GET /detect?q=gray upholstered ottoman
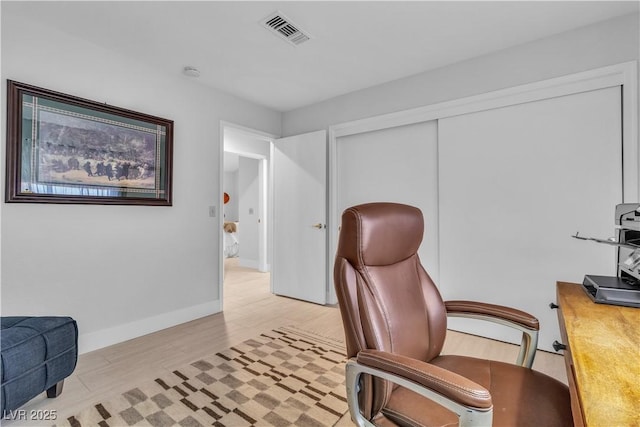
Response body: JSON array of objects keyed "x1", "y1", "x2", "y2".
[{"x1": 1, "y1": 316, "x2": 78, "y2": 414}]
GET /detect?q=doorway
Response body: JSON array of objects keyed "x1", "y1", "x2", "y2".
[{"x1": 220, "y1": 122, "x2": 275, "y2": 308}]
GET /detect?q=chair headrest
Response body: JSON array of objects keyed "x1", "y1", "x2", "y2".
[{"x1": 337, "y1": 202, "x2": 423, "y2": 267}]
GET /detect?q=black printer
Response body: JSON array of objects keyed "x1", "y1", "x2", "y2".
[{"x1": 580, "y1": 203, "x2": 640, "y2": 308}]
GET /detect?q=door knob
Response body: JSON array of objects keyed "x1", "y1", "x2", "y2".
[{"x1": 312, "y1": 223, "x2": 325, "y2": 229}]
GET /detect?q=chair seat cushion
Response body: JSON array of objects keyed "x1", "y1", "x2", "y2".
[
  {"x1": 382, "y1": 355, "x2": 572, "y2": 427},
  {"x1": 1, "y1": 316, "x2": 78, "y2": 413}
]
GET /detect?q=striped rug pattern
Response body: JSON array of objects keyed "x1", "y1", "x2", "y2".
[{"x1": 56, "y1": 327, "x2": 349, "y2": 427}]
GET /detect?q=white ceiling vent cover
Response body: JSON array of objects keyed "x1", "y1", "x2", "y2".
[{"x1": 261, "y1": 12, "x2": 311, "y2": 46}]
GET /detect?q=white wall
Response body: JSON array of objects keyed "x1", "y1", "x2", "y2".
[
  {"x1": 0, "y1": 12, "x2": 281, "y2": 353},
  {"x1": 282, "y1": 13, "x2": 639, "y2": 136},
  {"x1": 224, "y1": 170, "x2": 239, "y2": 221},
  {"x1": 238, "y1": 157, "x2": 260, "y2": 268}
]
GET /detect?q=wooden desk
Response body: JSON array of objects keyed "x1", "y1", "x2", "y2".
[{"x1": 556, "y1": 282, "x2": 640, "y2": 427}]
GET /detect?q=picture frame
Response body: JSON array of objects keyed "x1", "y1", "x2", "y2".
[{"x1": 5, "y1": 80, "x2": 173, "y2": 205}]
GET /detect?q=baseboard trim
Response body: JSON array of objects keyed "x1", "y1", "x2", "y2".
[
  {"x1": 78, "y1": 300, "x2": 222, "y2": 354},
  {"x1": 238, "y1": 258, "x2": 259, "y2": 270}
]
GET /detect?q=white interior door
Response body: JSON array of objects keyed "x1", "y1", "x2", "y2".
[
  {"x1": 438, "y1": 87, "x2": 622, "y2": 352},
  {"x1": 272, "y1": 130, "x2": 327, "y2": 304}
]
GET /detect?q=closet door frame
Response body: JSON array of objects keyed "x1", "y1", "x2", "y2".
[{"x1": 327, "y1": 61, "x2": 638, "y2": 304}]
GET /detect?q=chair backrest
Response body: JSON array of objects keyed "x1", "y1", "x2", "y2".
[{"x1": 334, "y1": 202, "x2": 448, "y2": 417}]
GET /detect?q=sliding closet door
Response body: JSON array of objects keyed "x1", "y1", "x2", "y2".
[
  {"x1": 336, "y1": 120, "x2": 439, "y2": 281},
  {"x1": 438, "y1": 87, "x2": 622, "y2": 351}
]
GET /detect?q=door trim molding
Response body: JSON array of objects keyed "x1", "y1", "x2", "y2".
[{"x1": 328, "y1": 61, "x2": 638, "y2": 303}]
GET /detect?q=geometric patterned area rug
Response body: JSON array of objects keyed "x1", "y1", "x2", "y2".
[{"x1": 55, "y1": 327, "x2": 349, "y2": 427}]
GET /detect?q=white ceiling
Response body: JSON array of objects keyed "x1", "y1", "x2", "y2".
[{"x1": 4, "y1": 1, "x2": 639, "y2": 112}]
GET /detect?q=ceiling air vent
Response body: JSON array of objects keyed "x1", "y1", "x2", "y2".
[{"x1": 261, "y1": 12, "x2": 311, "y2": 46}]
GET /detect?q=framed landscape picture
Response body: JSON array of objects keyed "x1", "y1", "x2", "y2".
[{"x1": 5, "y1": 80, "x2": 173, "y2": 205}]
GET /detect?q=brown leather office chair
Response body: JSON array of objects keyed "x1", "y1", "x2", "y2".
[{"x1": 334, "y1": 202, "x2": 572, "y2": 427}]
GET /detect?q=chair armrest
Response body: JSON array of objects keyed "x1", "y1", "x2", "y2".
[
  {"x1": 358, "y1": 349, "x2": 492, "y2": 409},
  {"x1": 345, "y1": 351, "x2": 493, "y2": 427},
  {"x1": 445, "y1": 300, "x2": 539, "y2": 330},
  {"x1": 445, "y1": 300, "x2": 539, "y2": 368}
]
